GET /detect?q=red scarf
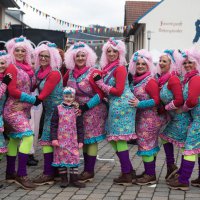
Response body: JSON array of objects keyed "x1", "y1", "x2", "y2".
[
  {"x1": 102, "y1": 60, "x2": 119, "y2": 75},
  {"x1": 133, "y1": 71, "x2": 151, "y2": 85},
  {"x1": 73, "y1": 66, "x2": 89, "y2": 79},
  {"x1": 158, "y1": 72, "x2": 172, "y2": 88},
  {"x1": 37, "y1": 65, "x2": 52, "y2": 80},
  {"x1": 16, "y1": 61, "x2": 34, "y2": 78},
  {"x1": 0, "y1": 73, "x2": 4, "y2": 81},
  {"x1": 183, "y1": 69, "x2": 199, "y2": 85}
]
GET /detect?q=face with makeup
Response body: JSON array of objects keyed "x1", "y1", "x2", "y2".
[
  {"x1": 136, "y1": 58, "x2": 148, "y2": 75},
  {"x1": 13, "y1": 47, "x2": 26, "y2": 63},
  {"x1": 74, "y1": 51, "x2": 87, "y2": 69},
  {"x1": 159, "y1": 55, "x2": 171, "y2": 74},
  {"x1": 183, "y1": 58, "x2": 196, "y2": 73},
  {"x1": 39, "y1": 50, "x2": 50, "y2": 68},
  {"x1": 106, "y1": 47, "x2": 119, "y2": 63},
  {"x1": 0, "y1": 58, "x2": 8, "y2": 73},
  {"x1": 63, "y1": 94, "x2": 75, "y2": 105}
]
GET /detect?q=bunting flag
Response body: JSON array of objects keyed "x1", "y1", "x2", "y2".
[
  {"x1": 66, "y1": 37, "x2": 125, "y2": 47},
  {"x1": 14, "y1": 0, "x2": 133, "y2": 33}
]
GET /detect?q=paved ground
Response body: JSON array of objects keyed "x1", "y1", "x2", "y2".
[{"x1": 0, "y1": 140, "x2": 200, "y2": 200}]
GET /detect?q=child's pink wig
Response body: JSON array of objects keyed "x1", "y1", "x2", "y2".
[
  {"x1": 34, "y1": 43, "x2": 62, "y2": 70},
  {"x1": 64, "y1": 42, "x2": 97, "y2": 70},
  {"x1": 180, "y1": 46, "x2": 200, "y2": 74},
  {"x1": 128, "y1": 49, "x2": 155, "y2": 75},
  {"x1": 157, "y1": 49, "x2": 183, "y2": 75},
  {"x1": 100, "y1": 37, "x2": 127, "y2": 69},
  {"x1": 5, "y1": 36, "x2": 33, "y2": 66},
  {"x1": 0, "y1": 50, "x2": 12, "y2": 67}
]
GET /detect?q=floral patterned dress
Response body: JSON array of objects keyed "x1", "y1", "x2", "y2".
[
  {"x1": 67, "y1": 68, "x2": 107, "y2": 144},
  {"x1": 160, "y1": 82, "x2": 191, "y2": 147},
  {"x1": 183, "y1": 80, "x2": 200, "y2": 155},
  {"x1": 3, "y1": 66, "x2": 36, "y2": 139},
  {"x1": 131, "y1": 76, "x2": 163, "y2": 156},
  {"x1": 0, "y1": 82, "x2": 7, "y2": 153},
  {"x1": 103, "y1": 66, "x2": 136, "y2": 141},
  {"x1": 38, "y1": 70, "x2": 63, "y2": 146},
  {"x1": 52, "y1": 104, "x2": 80, "y2": 167}
]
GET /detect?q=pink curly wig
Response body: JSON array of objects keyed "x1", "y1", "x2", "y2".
[
  {"x1": 64, "y1": 42, "x2": 97, "y2": 70},
  {"x1": 34, "y1": 43, "x2": 62, "y2": 70},
  {"x1": 0, "y1": 50, "x2": 12, "y2": 67},
  {"x1": 128, "y1": 49, "x2": 155, "y2": 75},
  {"x1": 100, "y1": 37, "x2": 127, "y2": 69},
  {"x1": 180, "y1": 46, "x2": 200, "y2": 74},
  {"x1": 157, "y1": 49, "x2": 183, "y2": 75},
  {"x1": 5, "y1": 36, "x2": 33, "y2": 66}
]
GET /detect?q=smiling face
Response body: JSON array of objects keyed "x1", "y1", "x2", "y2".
[
  {"x1": 106, "y1": 47, "x2": 119, "y2": 63},
  {"x1": 159, "y1": 55, "x2": 171, "y2": 74},
  {"x1": 13, "y1": 47, "x2": 26, "y2": 63},
  {"x1": 39, "y1": 50, "x2": 50, "y2": 68},
  {"x1": 136, "y1": 58, "x2": 148, "y2": 75},
  {"x1": 74, "y1": 51, "x2": 87, "y2": 69},
  {"x1": 0, "y1": 58, "x2": 7, "y2": 73},
  {"x1": 183, "y1": 58, "x2": 196, "y2": 73},
  {"x1": 63, "y1": 94, "x2": 75, "y2": 105}
]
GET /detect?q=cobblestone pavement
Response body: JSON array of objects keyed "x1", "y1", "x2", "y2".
[{"x1": 0, "y1": 140, "x2": 200, "y2": 200}]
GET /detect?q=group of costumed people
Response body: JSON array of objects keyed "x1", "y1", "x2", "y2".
[{"x1": 0, "y1": 36, "x2": 200, "y2": 192}]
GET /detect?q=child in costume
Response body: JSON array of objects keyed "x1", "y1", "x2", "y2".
[{"x1": 51, "y1": 87, "x2": 85, "y2": 188}]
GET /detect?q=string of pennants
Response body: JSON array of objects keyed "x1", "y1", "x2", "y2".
[
  {"x1": 67, "y1": 37, "x2": 125, "y2": 47},
  {"x1": 14, "y1": 0, "x2": 133, "y2": 33}
]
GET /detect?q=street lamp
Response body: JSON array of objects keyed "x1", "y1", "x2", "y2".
[{"x1": 147, "y1": 30, "x2": 151, "y2": 51}]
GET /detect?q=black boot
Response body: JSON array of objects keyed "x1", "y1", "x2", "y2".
[
  {"x1": 70, "y1": 173, "x2": 85, "y2": 188},
  {"x1": 60, "y1": 173, "x2": 69, "y2": 188},
  {"x1": 70, "y1": 168, "x2": 85, "y2": 188},
  {"x1": 27, "y1": 155, "x2": 38, "y2": 166}
]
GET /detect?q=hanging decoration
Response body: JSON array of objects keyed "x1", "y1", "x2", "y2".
[{"x1": 14, "y1": 0, "x2": 133, "y2": 33}]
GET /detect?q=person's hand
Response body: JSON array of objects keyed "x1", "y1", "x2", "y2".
[
  {"x1": 11, "y1": 101, "x2": 24, "y2": 111},
  {"x1": 75, "y1": 108, "x2": 81, "y2": 116},
  {"x1": 78, "y1": 143, "x2": 83, "y2": 149},
  {"x1": 72, "y1": 101, "x2": 79, "y2": 109},
  {"x1": 93, "y1": 72, "x2": 101, "y2": 81},
  {"x1": 52, "y1": 140, "x2": 59, "y2": 147},
  {"x1": 2, "y1": 73, "x2": 12, "y2": 85},
  {"x1": 34, "y1": 96, "x2": 42, "y2": 106},
  {"x1": 129, "y1": 97, "x2": 140, "y2": 107}
]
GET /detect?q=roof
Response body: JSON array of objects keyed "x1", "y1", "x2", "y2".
[
  {"x1": 0, "y1": 0, "x2": 20, "y2": 9},
  {"x1": 124, "y1": 1, "x2": 160, "y2": 25},
  {"x1": 5, "y1": 10, "x2": 30, "y2": 28}
]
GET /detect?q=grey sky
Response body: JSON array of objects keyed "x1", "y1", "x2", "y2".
[{"x1": 16, "y1": 0, "x2": 159, "y2": 30}]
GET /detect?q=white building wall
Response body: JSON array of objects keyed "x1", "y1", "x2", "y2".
[
  {"x1": 0, "y1": 5, "x2": 6, "y2": 29},
  {"x1": 5, "y1": 14, "x2": 21, "y2": 26},
  {"x1": 139, "y1": 0, "x2": 200, "y2": 51}
]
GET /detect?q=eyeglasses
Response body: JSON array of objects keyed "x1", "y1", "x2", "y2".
[
  {"x1": 39, "y1": 54, "x2": 50, "y2": 59},
  {"x1": 183, "y1": 61, "x2": 193, "y2": 65}
]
